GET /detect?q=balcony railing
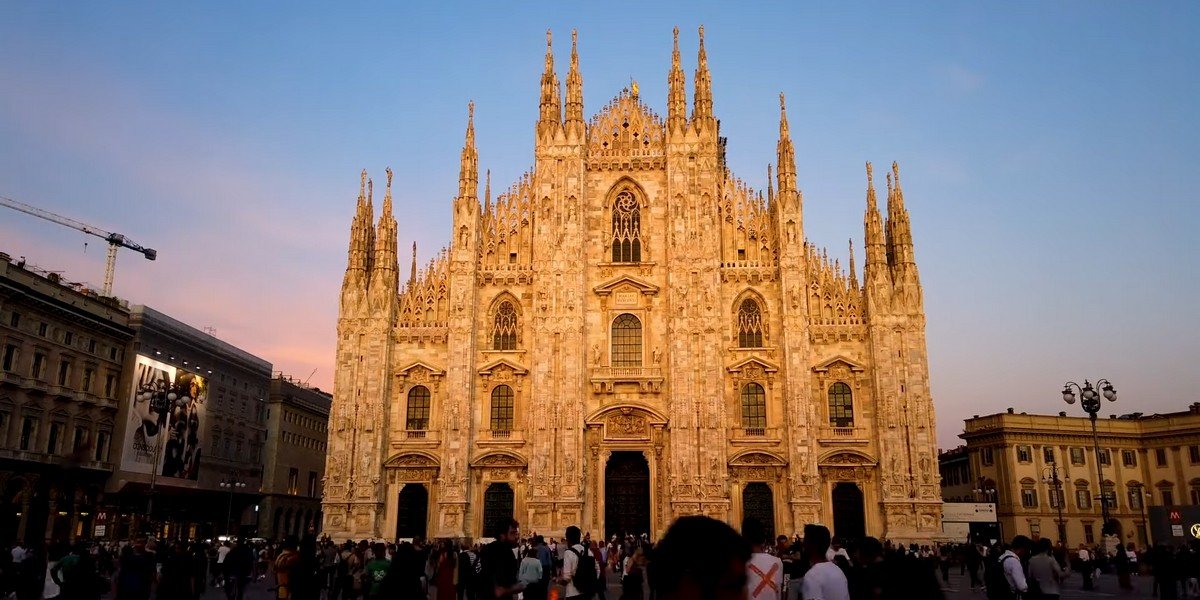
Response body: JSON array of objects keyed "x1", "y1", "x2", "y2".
[
  {"x1": 817, "y1": 426, "x2": 868, "y2": 443},
  {"x1": 403, "y1": 430, "x2": 427, "y2": 439},
  {"x1": 743, "y1": 427, "x2": 765, "y2": 437},
  {"x1": 488, "y1": 430, "x2": 512, "y2": 439},
  {"x1": 590, "y1": 366, "x2": 664, "y2": 393}
]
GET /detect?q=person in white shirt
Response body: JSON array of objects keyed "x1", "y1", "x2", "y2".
[
  {"x1": 10, "y1": 542, "x2": 27, "y2": 564},
  {"x1": 743, "y1": 518, "x2": 784, "y2": 600},
  {"x1": 559, "y1": 525, "x2": 598, "y2": 600},
  {"x1": 823, "y1": 538, "x2": 850, "y2": 564},
  {"x1": 1000, "y1": 536, "x2": 1031, "y2": 597},
  {"x1": 800, "y1": 524, "x2": 849, "y2": 600}
]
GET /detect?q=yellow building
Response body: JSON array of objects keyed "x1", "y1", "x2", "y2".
[
  {"x1": 960, "y1": 405, "x2": 1200, "y2": 548},
  {"x1": 323, "y1": 28, "x2": 941, "y2": 543}
]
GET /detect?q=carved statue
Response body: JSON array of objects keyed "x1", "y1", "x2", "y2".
[
  {"x1": 592, "y1": 344, "x2": 602, "y2": 366},
  {"x1": 652, "y1": 347, "x2": 662, "y2": 364}
]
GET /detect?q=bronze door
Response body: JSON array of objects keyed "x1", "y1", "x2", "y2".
[
  {"x1": 605, "y1": 451, "x2": 650, "y2": 538},
  {"x1": 482, "y1": 483, "x2": 514, "y2": 538},
  {"x1": 832, "y1": 482, "x2": 866, "y2": 540},
  {"x1": 395, "y1": 484, "x2": 428, "y2": 540},
  {"x1": 743, "y1": 482, "x2": 776, "y2": 540}
]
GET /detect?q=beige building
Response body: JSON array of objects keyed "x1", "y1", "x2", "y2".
[
  {"x1": 0, "y1": 252, "x2": 131, "y2": 543},
  {"x1": 261, "y1": 375, "x2": 331, "y2": 539},
  {"x1": 324, "y1": 28, "x2": 940, "y2": 542},
  {"x1": 960, "y1": 406, "x2": 1200, "y2": 548}
]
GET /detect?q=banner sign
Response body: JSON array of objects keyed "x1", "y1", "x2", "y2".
[{"x1": 119, "y1": 355, "x2": 207, "y2": 483}]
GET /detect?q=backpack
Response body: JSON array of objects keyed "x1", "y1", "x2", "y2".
[
  {"x1": 985, "y1": 554, "x2": 1018, "y2": 600},
  {"x1": 569, "y1": 546, "x2": 598, "y2": 595}
]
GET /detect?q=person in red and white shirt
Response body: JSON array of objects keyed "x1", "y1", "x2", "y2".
[{"x1": 743, "y1": 518, "x2": 784, "y2": 600}]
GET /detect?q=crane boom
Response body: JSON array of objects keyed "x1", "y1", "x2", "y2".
[{"x1": 0, "y1": 195, "x2": 156, "y2": 296}]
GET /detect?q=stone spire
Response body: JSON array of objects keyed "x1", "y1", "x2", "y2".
[
  {"x1": 766, "y1": 164, "x2": 775, "y2": 205},
  {"x1": 343, "y1": 169, "x2": 375, "y2": 284},
  {"x1": 667, "y1": 26, "x2": 687, "y2": 132},
  {"x1": 564, "y1": 29, "x2": 584, "y2": 133},
  {"x1": 370, "y1": 168, "x2": 398, "y2": 298},
  {"x1": 457, "y1": 102, "x2": 479, "y2": 206},
  {"x1": 863, "y1": 162, "x2": 889, "y2": 287},
  {"x1": 538, "y1": 29, "x2": 562, "y2": 137},
  {"x1": 409, "y1": 241, "x2": 417, "y2": 288},
  {"x1": 848, "y1": 238, "x2": 859, "y2": 290},
  {"x1": 886, "y1": 161, "x2": 920, "y2": 300},
  {"x1": 775, "y1": 93, "x2": 798, "y2": 210},
  {"x1": 692, "y1": 26, "x2": 714, "y2": 127}
]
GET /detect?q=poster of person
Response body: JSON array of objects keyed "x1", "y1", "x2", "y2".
[
  {"x1": 159, "y1": 370, "x2": 205, "y2": 480},
  {"x1": 120, "y1": 355, "x2": 176, "y2": 474}
]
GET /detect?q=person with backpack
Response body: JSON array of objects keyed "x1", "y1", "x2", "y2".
[
  {"x1": 986, "y1": 536, "x2": 1030, "y2": 600},
  {"x1": 458, "y1": 540, "x2": 481, "y2": 600},
  {"x1": 560, "y1": 525, "x2": 599, "y2": 600}
]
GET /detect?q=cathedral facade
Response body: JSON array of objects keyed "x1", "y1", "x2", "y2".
[{"x1": 323, "y1": 28, "x2": 941, "y2": 542}]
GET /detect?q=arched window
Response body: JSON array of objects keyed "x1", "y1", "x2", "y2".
[
  {"x1": 828, "y1": 382, "x2": 854, "y2": 428},
  {"x1": 611, "y1": 191, "x2": 642, "y2": 263},
  {"x1": 741, "y1": 383, "x2": 767, "y2": 430},
  {"x1": 492, "y1": 300, "x2": 518, "y2": 350},
  {"x1": 406, "y1": 386, "x2": 431, "y2": 431},
  {"x1": 611, "y1": 314, "x2": 642, "y2": 367},
  {"x1": 490, "y1": 385, "x2": 514, "y2": 432},
  {"x1": 737, "y1": 299, "x2": 764, "y2": 348}
]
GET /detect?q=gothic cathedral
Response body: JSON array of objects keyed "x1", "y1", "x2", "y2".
[{"x1": 323, "y1": 28, "x2": 941, "y2": 542}]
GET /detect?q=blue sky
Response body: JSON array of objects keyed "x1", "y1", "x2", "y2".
[{"x1": 1, "y1": 2, "x2": 1197, "y2": 447}]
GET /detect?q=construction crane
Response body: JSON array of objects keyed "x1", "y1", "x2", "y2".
[{"x1": 0, "y1": 195, "x2": 156, "y2": 296}]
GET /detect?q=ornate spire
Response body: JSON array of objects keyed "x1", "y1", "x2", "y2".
[
  {"x1": 457, "y1": 101, "x2": 478, "y2": 203},
  {"x1": 381, "y1": 167, "x2": 393, "y2": 215},
  {"x1": 692, "y1": 25, "x2": 713, "y2": 125},
  {"x1": 848, "y1": 238, "x2": 859, "y2": 290},
  {"x1": 484, "y1": 169, "x2": 492, "y2": 205},
  {"x1": 565, "y1": 29, "x2": 584, "y2": 128},
  {"x1": 776, "y1": 93, "x2": 798, "y2": 207},
  {"x1": 864, "y1": 162, "x2": 888, "y2": 283},
  {"x1": 886, "y1": 161, "x2": 916, "y2": 267},
  {"x1": 538, "y1": 29, "x2": 562, "y2": 133},
  {"x1": 766, "y1": 164, "x2": 774, "y2": 204},
  {"x1": 667, "y1": 26, "x2": 687, "y2": 131},
  {"x1": 409, "y1": 241, "x2": 417, "y2": 288}
]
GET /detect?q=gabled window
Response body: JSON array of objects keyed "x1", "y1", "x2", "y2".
[
  {"x1": 828, "y1": 382, "x2": 854, "y2": 428},
  {"x1": 406, "y1": 386, "x2": 431, "y2": 431},
  {"x1": 610, "y1": 191, "x2": 642, "y2": 263},
  {"x1": 492, "y1": 301, "x2": 519, "y2": 351},
  {"x1": 490, "y1": 385, "x2": 514, "y2": 432},
  {"x1": 610, "y1": 314, "x2": 642, "y2": 367},
  {"x1": 737, "y1": 299, "x2": 764, "y2": 348},
  {"x1": 740, "y1": 383, "x2": 767, "y2": 430}
]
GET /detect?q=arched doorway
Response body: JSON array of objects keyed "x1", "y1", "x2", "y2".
[
  {"x1": 605, "y1": 451, "x2": 650, "y2": 539},
  {"x1": 396, "y1": 484, "x2": 429, "y2": 540},
  {"x1": 831, "y1": 482, "x2": 866, "y2": 540},
  {"x1": 743, "y1": 483, "x2": 775, "y2": 540},
  {"x1": 482, "y1": 483, "x2": 514, "y2": 538}
]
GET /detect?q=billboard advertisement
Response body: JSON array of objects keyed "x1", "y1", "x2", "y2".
[{"x1": 120, "y1": 355, "x2": 207, "y2": 482}]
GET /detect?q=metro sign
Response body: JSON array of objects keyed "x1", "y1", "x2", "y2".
[{"x1": 1171, "y1": 510, "x2": 1182, "y2": 522}]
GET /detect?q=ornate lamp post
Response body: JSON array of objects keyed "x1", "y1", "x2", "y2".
[
  {"x1": 220, "y1": 477, "x2": 247, "y2": 537},
  {"x1": 1062, "y1": 379, "x2": 1118, "y2": 534},
  {"x1": 1042, "y1": 463, "x2": 1067, "y2": 546},
  {"x1": 1132, "y1": 482, "x2": 1153, "y2": 548}
]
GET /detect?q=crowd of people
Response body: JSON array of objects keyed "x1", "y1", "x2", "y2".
[{"x1": 4, "y1": 521, "x2": 1200, "y2": 599}]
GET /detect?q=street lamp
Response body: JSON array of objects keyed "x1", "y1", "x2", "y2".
[
  {"x1": 1042, "y1": 463, "x2": 1068, "y2": 546},
  {"x1": 220, "y1": 477, "x2": 247, "y2": 536},
  {"x1": 1131, "y1": 483, "x2": 1153, "y2": 548},
  {"x1": 1062, "y1": 379, "x2": 1118, "y2": 535},
  {"x1": 973, "y1": 478, "x2": 1001, "y2": 541}
]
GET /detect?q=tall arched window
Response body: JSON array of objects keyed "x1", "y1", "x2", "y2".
[
  {"x1": 611, "y1": 314, "x2": 643, "y2": 367},
  {"x1": 611, "y1": 191, "x2": 642, "y2": 263},
  {"x1": 737, "y1": 299, "x2": 764, "y2": 348},
  {"x1": 492, "y1": 300, "x2": 518, "y2": 350},
  {"x1": 490, "y1": 385, "x2": 514, "y2": 432},
  {"x1": 741, "y1": 383, "x2": 767, "y2": 430},
  {"x1": 406, "y1": 386, "x2": 431, "y2": 431},
  {"x1": 828, "y1": 382, "x2": 854, "y2": 427}
]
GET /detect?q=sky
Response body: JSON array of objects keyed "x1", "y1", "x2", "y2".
[{"x1": 1, "y1": 2, "x2": 1197, "y2": 448}]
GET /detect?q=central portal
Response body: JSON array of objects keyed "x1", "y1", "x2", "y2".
[{"x1": 605, "y1": 451, "x2": 650, "y2": 538}]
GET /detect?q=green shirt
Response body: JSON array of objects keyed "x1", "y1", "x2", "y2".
[{"x1": 366, "y1": 559, "x2": 390, "y2": 596}]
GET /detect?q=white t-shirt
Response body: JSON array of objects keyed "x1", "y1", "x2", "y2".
[
  {"x1": 746, "y1": 552, "x2": 784, "y2": 600},
  {"x1": 823, "y1": 547, "x2": 849, "y2": 563},
  {"x1": 562, "y1": 543, "x2": 598, "y2": 598},
  {"x1": 217, "y1": 546, "x2": 231, "y2": 563},
  {"x1": 801, "y1": 561, "x2": 850, "y2": 600}
]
